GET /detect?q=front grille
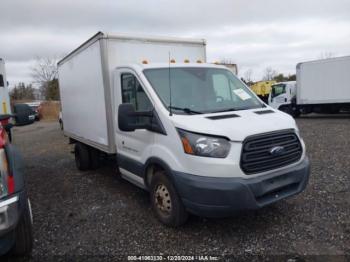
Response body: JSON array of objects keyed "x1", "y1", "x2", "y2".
[{"x1": 240, "y1": 130, "x2": 302, "y2": 174}]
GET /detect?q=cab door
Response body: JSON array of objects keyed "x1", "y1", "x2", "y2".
[
  {"x1": 269, "y1": 84, "x2": 287, "y2": 109},
  {"x1": 114, "y1": 69, "x2": 155, "y2": 188}
]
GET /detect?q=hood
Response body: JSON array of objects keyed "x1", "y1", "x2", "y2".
[{"x1": 170, "y1": 108, "x2": 297, "y2": 142}]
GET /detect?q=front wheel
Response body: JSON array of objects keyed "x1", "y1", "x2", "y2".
[
  {"x1": 279, "y1": 105, "x2": 300, "y2": 118},
  {"x1": 150, "y1": 171, "x2": 188, "y2": 227}
]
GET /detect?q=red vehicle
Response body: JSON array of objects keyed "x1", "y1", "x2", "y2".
[{"x1": 0, "y1": 115, "x2": 33, "y2": 256}]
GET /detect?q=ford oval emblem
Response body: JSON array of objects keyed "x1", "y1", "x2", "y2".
[{"x1": 270, "y1": 146, "x2": 285, "y2": 156}]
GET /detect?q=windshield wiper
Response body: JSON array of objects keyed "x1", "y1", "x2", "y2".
[{"x1": 169, "y1": 106, "x2": 203, "y2": 114}]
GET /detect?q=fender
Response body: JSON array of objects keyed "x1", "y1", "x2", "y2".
[
  {"x1": 143, "y1": 157, "x2": 176, "y2": 189},
  {"x1": 5, "y1": 144, "x2": 25, "y2": 193}
]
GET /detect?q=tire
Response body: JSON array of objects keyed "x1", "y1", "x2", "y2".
[
  {"x1": 280, "y1": 105, "x2": 300, "y2": 118},
  {"x1": 279, "y1": 106, "x2": 292, "y2": 115},
  {"x1": 293, "y1": 111, "x2": 301, "y2": 118},
  {"x1": 150, "y1": 170, "x2": 188, "y2": 227},
  {"x1": 75, "y1": 143, "x2": 91, "y2": 171},
  {"x1": 291, "y1": 105, "x2": 300, "y2": 118},
  {"x1": 329, "y1": 106, "x2": 340, "y2": 114},
  {"x1": 11, "y1": 198, "x2": 33, "y2": 256},
  {"x1": 89, "y1": 148, "x2": 100, "y2": 170},
  {"x1": 7, "y1": 129, "x2": 12, "y2": 143}
]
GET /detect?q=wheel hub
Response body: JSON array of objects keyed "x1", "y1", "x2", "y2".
[{"x1": 154, "y1": 184, "x2": 172, "y2": 214}]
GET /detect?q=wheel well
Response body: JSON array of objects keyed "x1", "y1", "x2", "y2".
[{"x1": 145, "y1": 163, "x2": 165, "y2": 189}]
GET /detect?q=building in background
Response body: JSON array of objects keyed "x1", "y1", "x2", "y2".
[{"x1": 217, "y1": 62, "x2": 238, "y2": 75}]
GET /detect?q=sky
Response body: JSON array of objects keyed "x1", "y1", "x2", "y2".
[{"x1": 1, "y1": 0, "x2": 350, "y2": 87}]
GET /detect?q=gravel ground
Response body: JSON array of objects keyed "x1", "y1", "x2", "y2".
[{"x1": 6, "y1": 114, "x2": 350, "y2": 261}]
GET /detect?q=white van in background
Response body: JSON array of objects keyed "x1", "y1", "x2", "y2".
[{"x1": 58, "y1": 32, "x2": 310, "y2": 226}]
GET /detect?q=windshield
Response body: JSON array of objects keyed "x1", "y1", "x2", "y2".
[
  {"x1": 271, "y1": 84, "x2": 286, "y2": 98},
  {"x1": 143, "y1": 67, "x2": 262, "y2": 114}
]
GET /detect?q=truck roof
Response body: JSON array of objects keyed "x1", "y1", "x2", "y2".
[
  {"x1": 58, "y1": 31, "x2": 206, "y2": 66},
  {"x1": 123, "y1": 62, "x2": 228, "y2": 70},
  {"x1": 297, "y1": 55, "x2": 350, "y2": 69}
]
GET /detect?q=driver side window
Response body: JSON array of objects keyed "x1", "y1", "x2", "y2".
[
  {"x1": 121, "y1": 73, "x2": 153, "y2": 126},
  {"x1": 121, "y1": 73, "x2": 153, "y2": 111}
]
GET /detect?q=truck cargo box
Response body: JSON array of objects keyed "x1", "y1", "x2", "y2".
[
  {"x1": 296, "y1": 56, "x2": 350, "y2": 105},
  {"x1": 58, "y1": 32, "x2": 206, "y2": 153}
]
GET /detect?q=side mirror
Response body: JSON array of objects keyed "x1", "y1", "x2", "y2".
[
  {"x1": 118, "y1": 103, "x2": 153, "y2": 132},
  {"x1": 118, "y1": 103, "x2": 137, "y2": 132}
]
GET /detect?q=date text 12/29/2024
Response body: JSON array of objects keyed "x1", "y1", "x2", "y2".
[{"x1": 128, "y1": 255, "x2": 220, "y2": 261}]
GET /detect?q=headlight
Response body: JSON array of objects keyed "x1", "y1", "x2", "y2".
[{"x1": 177, "y1": 129, "x2": 231, "y2": 158}]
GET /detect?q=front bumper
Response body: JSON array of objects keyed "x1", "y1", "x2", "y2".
[{"x1": 172, "y1": 157, "x2": 310, "y2": 217}]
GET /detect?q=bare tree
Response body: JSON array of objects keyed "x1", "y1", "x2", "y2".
[
  {"x1": 31, "y1": 56, "x2": 58, "y2": 84},
  {"x1": 31, "y1": 56, "x2": 60, "y2": 100},
  {"x1": 243, "y1": 69, "x2": 253, "y2": 83},
  {"x1": 262, "y1": 67, "x2": 278, "y2": 81}
]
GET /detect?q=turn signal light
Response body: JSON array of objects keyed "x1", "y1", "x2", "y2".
[{"x1": 181, "y1": 137, "x2": 194, "y2": 154}]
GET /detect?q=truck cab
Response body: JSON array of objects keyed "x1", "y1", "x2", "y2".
[
  {"x1": 269, "y1": 81, "x2": 298, "y2": 116},
  {"x1": 114, "y1": 65, "x2": 309, "y2": 224}
]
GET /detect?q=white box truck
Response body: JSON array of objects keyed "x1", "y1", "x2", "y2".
[
  {"x1": 0, "y1": 59, "x2": 14, "y2": 140},
  {"x1": 58, "y1": 32, "x2": 310, "y2": 226},
  {"x1": 0, "y1": 59, "x2": 12, "y2": 115},
  {"x1": 269, "y1": 56, "x2": 350, "y2": 116}
]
